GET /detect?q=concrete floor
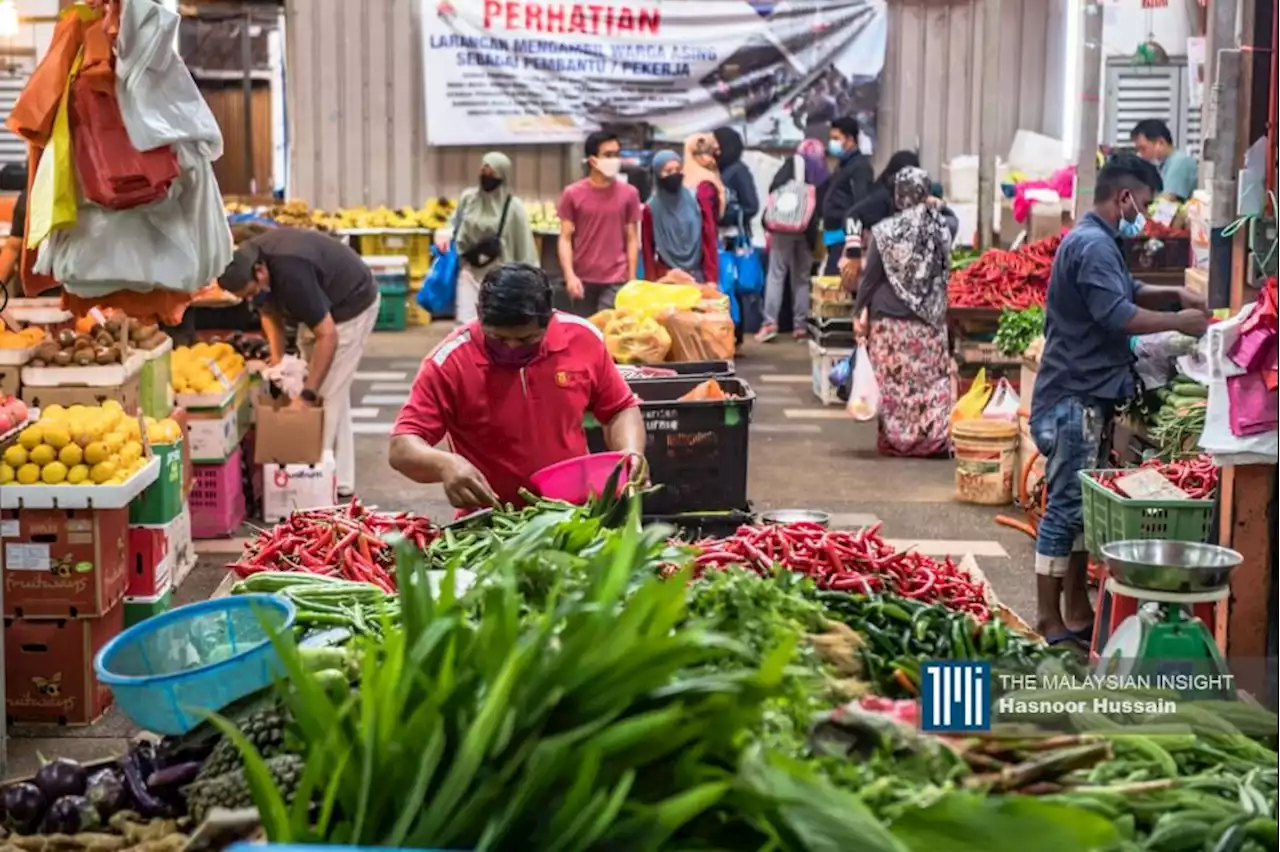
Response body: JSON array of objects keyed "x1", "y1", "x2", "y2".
[{"x1": 4, "y1": 324, "x2": 1038, "y2": 777}]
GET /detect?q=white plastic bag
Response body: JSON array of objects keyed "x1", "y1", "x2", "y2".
[
  {"x1": 846, "y1": 344, "x2": 880, "y2": 421},
  {"x1": 1198, "y1": 302, "x2": 1277, "y2": 457},
  {"x1": 981, "y1": 378, "x2": 1021, "y2": 421}
]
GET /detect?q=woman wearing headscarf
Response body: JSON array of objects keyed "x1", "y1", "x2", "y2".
[
  {"x1": 712, "y1": 127, "x2": 760, "y2": 237},
  {"x1": 434, "y1": 152, "x2": 538, "y2": 325},
  {"x1": 852, "y1": 166, "x2": 957, "y2": 457},
  {"x1": 641, "y1": 150, "x2": 719, "y2": 284},
  {"x1": 682, "y1": 133, "x2": 726, "y2": 220},
  {"x1": 848, "y1": 150, "x2": 921, "y2": 230},
  {"x1": 755, "y1": 137, "x2": 830, "y2": 343}
]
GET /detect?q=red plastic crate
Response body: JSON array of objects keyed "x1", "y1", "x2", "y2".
[
  {"x1": 190, "y1": 448, "x2": 247, "y2": 539},
  {"x1": 127, "y1": 526, "x2": 171, "y2": 597}
]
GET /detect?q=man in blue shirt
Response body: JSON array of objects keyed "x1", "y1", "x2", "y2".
[
  {"x1": 1030, "y1": 154, "x2": 1209, "y2": 647},
  {"x1": 1131, "y1": 119, "x2": 1198, "y2": 201}
]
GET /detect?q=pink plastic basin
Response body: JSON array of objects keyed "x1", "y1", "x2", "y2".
[{"x1": 530, "y1": 452, "x2": 634, "y2": 504}]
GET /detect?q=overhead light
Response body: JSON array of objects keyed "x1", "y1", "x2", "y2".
[{"x1": 0, "y1": 1, "x2": 19, "y2": 38}]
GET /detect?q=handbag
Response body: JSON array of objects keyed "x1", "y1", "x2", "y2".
[
  {"x1": 762, "y1": 154, "x2": 817, "y2": 233},
  {"x1": 419, "y1": 242, "x2": 460, "y2": 315},
  {"x1": 459, "y1": 196, "x2": 512, "y2": 268},
  {"x1": 730, "y1": 212, "x2": 764, "y2": 295}
]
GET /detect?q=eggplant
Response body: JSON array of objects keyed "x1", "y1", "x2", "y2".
[
  {"x1": 33, "y1": 759, "x2": 86, "y2": 801},
  {"x1": 118, "y1": 745, "x2": 176, "y2": 819},
  {"x1": 42, "y1": 795, "x2": 100, "y2": 835},
  {"x1": 145, "y1": 761, "x2": 201, "y2": 790},
  {"x1": 84, "y1": 769, "x2": 129, "y2": 819},
  {"x1": 2, "y1": 783, "x2": 46, "y2": 833}
]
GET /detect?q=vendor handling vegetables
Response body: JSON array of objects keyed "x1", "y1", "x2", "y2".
[
  {"x1": 1029, "y1": 154, "x2": 1209, "y2": 648},
  {"x1": 389, "y1": 262, "x2": 646, "y2": 510}
]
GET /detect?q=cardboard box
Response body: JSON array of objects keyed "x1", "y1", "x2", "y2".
[
  {"x1": 126, "y1": 524, "x2": 174, "y2": 598},
  {"x1": 187, "y1": 404, "x2": 239, "y2": 463},
  {"x1": 170, "y1": 407, "x2": 194, "y2": 499},
  {"x1": 5, "y1": 603, "x2": 122, "y2": 725},
  {"x1": 254, "y1": 392, "x2": 324, "y2": 465},
  {"x1": 1, "y1": 508, "x2": 129, "y2": 618},
  {"x1": 262, "y1": 450, "x2": 337, "y2": 524},
  {"x1": 1184, "y1": 267, "x2": 1209, "y2": 298},
  {"x1": 0, "y1": 366, "x2": 18, "y2": 398},
  {"x1": 21, "y1": 376, "x2": 141, "y2": 413}
]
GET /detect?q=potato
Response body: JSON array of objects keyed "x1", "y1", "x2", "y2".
[
  {"x1": 94, "y1": 332, "x2": 114, "y2": 348},
  {"x1": 56, "y1": 329, "x2": 76, "y2": 349},
  {"x1": 35, "y1": 341, "x2": 59, "y2": 362},
  {"x1": 133, "y1": 323, "x2": 159, "y2": 342},
  {"x1": 74, "y1": 334, "x2": 94, "y2": 350}
]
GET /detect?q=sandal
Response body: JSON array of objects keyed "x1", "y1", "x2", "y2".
[
  {"x1": 754, "y1": 324, "x2": 778, "y2": 344},
  {"x1": 1044, "y1": 631, "x2": 1090, "y2": 652}
]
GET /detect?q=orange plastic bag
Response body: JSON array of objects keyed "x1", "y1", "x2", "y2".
[
  {"x1": 7, "y1": 5, "x2": 100, "y2": 146},
  {"x1": 678, "y1": 379, "x2": 728, "y2": 402}
]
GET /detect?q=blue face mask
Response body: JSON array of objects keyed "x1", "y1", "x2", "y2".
[
  {"x1": 827, "y1": 139, "x2": 845, "y2": 159},
  {"x1": 1118, "y1": 195, "x2": 1146, "y2": 239}
]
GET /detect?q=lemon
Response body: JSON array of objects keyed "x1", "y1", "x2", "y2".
[
  {"x1": 101, "y1": 400, "x2": 123, "y2": 414},
  {"x1": 0, "y1": 463, "x2": 12, "y2": 485},
  {"x1": 40, "y1": 461, "x2": 67, "y2": 484},
  {"x1": 84, "y1": 441, "x2": 110, "y2": 466},
  {"x1": 118, "y1": 441, "x2": 142, "y2": 466},
  {"x1": 58, "y1": 443, "x2": 83, "y2": 467},
  {"x1": 121, "y1": 419, "x2": 141, "y2": 441},
  {"x1": 41, "y1": 404, "x2": 67, "y2": 422},
  {"x1": 28, "y1": 445, "x2": 55, "y2": 467},
  {"x1": 66, "y1": 464, "x2": 89, "y2": 485},
  {"x1": 16, "y1": 463, "x2": 40, "y2": 484},
  {"x1": 42, "y1": 424, "x2": 71, "y2": 450},
  {"x1": 17, "y1": 425, "x2": 42, "y2": 450},
  {"x1": 3, "y1": 445, "x2": 28, "y2": 467},
  {"x1": 66, "y1": 404, "x2": 87, "y2": 420},
  {"x1": 90, "y1": 460, "x2": 117, "y2": 484},
  {"x1": 103, "y1": 431, "x2": 126, "y2": 453}
]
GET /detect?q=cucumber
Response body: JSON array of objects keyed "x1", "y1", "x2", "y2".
[{"x1": 1170, "y1": 381, "x2": 1207, "y2": 398}]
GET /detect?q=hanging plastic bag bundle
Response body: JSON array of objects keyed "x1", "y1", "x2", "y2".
[{"x1": 846, "y1": 343, "x2": 880, "y2": 421}]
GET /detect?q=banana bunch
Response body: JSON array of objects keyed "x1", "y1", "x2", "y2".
[{"x1": 527, "y1": 200, "x2": 561, "y2": 234}]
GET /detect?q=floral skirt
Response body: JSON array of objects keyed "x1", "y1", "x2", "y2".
[{"x1": 867, "y1": 316, "x2": 953, "y2": 457}]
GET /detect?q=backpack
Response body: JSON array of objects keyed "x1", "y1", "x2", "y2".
[{"x1": 762, "y1": 154, "x2": 816, "y2": 233}]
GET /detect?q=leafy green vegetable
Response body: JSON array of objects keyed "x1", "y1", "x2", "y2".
[
  {"x1": 889, "y1": 793, "x2": 1121, "y2": 852},
  {"x1": 993, "y1": 306, "x2": 1045, "y2": 356}
]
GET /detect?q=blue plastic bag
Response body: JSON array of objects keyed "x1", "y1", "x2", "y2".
[
  {"x1": 830, "y1": 348, "x2": 855, "y2": 403},
  {"x1": 731, "y1": 234, "x2": 764, "y2": 295},
  {"x1": 418, "y1": 243, "x2": 459, "y2": 316},
  {"x1": 716, "y1": 248, "x2": 742, "y2": 325}
]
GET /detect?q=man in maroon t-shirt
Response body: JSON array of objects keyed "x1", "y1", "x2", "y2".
[{"x1": 557, "y1": 131, "x2": 642, "y2": 316}]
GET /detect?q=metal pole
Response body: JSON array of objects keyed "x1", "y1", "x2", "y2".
[
  {"x1": 1074, "y1": 0, "x2": 1104, "y2": 219},
  {"x1": 976, "y1": 0, "x2": 1002, "y2": 250},
  {"x1": 241, "y1": 7, "x2": 255, "y2": 196},
  {"x1": 1207, "y1": 49, "x2": 1242, "y2": 310}
]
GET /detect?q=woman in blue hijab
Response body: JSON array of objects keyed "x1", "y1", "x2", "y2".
[{"x1": 641, "y1": 149, "x2": 718, "y2": 283}]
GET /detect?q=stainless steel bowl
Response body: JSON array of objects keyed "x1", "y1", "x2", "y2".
[
  {"x1": 1100, "y1": 539, "x2": 1242, "y2": 593},
  {"x1": 760, "y1": 509, "x2": 832, "y2": 528}
]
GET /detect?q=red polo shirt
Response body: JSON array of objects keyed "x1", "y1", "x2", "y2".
[{"x1": 391, "y1": 313, "x2": 639, "y2": 504}]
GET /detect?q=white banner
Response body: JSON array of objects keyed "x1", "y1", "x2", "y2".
[{"x1": 422, "y1": 0, "x2": 887, "y2": 148}]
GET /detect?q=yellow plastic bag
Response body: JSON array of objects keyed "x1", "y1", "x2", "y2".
[
  {"x1": 27, "y1": 49, "x2": 81, "y2": 249},
  {"x1": 615, "y1": 279, "x2": 702, "y2": 319},
  {"x1": 603, "y1": 310, "x2": 671, "y2": 364},
  {"x1": 949, "y1": 367, "x2": 992, "y2": 426}
]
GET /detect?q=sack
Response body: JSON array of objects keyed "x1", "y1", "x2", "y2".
[
  {"x1": 459, "y1": 196, "x2": 511, "y2": 268},
  {"x1": 763, "y1": 155, "x2": 817, "y2": 233},
  {"x1": 846, "y1": 343, "x2": 880, "y2": 421},
  {"x1": 420, "y1": 243, "x2": 459, "y2": 315},
  {"x1": 950, "y1": 368, "x2": 992, "y2": 425},
  {"x1": 982, "y1": 378, "x2": 1021, "y2": 421},
  {"x1": 70, "y1": 75, "x2": 180, "y2": 210}
]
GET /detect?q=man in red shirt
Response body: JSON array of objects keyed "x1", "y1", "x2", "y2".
[
  {"x1": 557, "y1": 130, "x2": 642, "y2": 316},
  {"x1": 389, "y1": 263, "x2": 646, "y2": 509}
]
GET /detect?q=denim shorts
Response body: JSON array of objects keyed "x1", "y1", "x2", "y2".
[{"x1": 1031, "y1": 396, "x2": 1114, "y2": 559}]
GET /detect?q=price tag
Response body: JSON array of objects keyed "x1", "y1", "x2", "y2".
[
  {"x1": 1151, "y1": 199, "x2": 1179, "y2": 227},
  {"x1": 206, "y1": 358, "x2": 231, "y2": 389}
]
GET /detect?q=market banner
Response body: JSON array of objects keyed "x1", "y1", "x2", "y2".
[{"x1": 421, "y1": 0, "x2": 887, "y2": 149}]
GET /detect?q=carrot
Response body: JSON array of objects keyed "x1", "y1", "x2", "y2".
[{"x1": 893, "y1": 668, "x2": 918, "y2": 696}]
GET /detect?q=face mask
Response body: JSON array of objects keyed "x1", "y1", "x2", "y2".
[
  {"x1": 1118, "y1": 195, "x2": 1146, "y2": 238},
  {"x1": 827, "y1": 139, "x2": 845, "y2": 158},
  {"x1": 594, "y1": 157, "x2": 621, "y2": 179},
  {"x1": 479, "y1": 175, "x2": 503, "y2": 192},
  {"x1": 484, "y1": 337, "x2": 540, "y2": 369},
  {"x1": 657, "y1": 173, "x2": 684, "y2": 194},
  {"x1": 251, "y1": 287, "x2": 271, "y2": 309}
]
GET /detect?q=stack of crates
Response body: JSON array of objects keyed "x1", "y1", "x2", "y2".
[
  {"x1": 365, "y1": 254, "x2": 411, "y2": 332},
  {"x1": 126, "y1": 436, "x2": 184, "y2": 627}
]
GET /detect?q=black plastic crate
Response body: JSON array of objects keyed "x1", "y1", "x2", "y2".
[
  {"x1": 618, "y1": 360, "x2": 736, "y2": 383},
  {"x1": 643, "y1": 506, "x2": 755, "y2": 541},
  {"x1": 806, "y1": 318, "x2": 855, "y2": 348},
  {"x1": 586, "y1": 377, "x2": 755, "y2": 514}
]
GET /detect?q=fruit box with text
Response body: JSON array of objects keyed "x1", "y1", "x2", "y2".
[
  {"x1": 0, "y1": 508, "x2": 129, "y2": 618},
  {"x1": 5, "y1": 603, "x2": 122, "y2": 725}
]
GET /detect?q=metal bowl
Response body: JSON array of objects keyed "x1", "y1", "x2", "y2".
[
  {"x1": 760, "y1": 509, "x2": 831, "y2": 528},
  {"x1": 1100, "y1": 540, "x2": 1242, "y2": 594}
]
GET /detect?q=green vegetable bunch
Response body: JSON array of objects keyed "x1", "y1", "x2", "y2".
[{"x1": 993, "y1": 306, "x2": 1046, "y2": 356}]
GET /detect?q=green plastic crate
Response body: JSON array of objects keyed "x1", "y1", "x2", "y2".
[
  {"x1": 139, "y1": 349, "x2": 173, "y2": 418},
  {"x1": 124, "y1": 587, "x2": 174, "y2": 628},
  {"x1": 130, "y1": 441, "x2": 184, "y2": 525},
  {"x1": 1078, "y1": 469, "x2": 1216, "y2": 561},
  {"x1": 375, "y1": 280, "x2": 409, "y2": 332}
]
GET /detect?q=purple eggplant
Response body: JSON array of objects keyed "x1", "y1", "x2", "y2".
[
  {"x1": 146, "y1": 761, "x2": 201, "y2": 790},
  {"x1": 42, "y1": 795, "x2": 100, "y2": 835},
  {"x1": 2, "y1": 783, "x2": 46, "y2": 833},
  {"x1": 118, "y1": 746, "x2": 175, "y2": 819},
  {"x1": 33, "y1": 759, "x2": 86, "y2": 801},
  {"x1": 84, "y1": 769, "x2": 129, "y2": 819}
]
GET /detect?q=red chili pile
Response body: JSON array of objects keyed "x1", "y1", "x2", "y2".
[
  {"x1": 679, "y1": 523, "x2": 991, "y2": 620},
  {"x1": 227, "y1": 499, "x2": 437, "y2": 592},
  {"x1": 948, "y1": 234, "x2": 1062, "y2": 309},
  {"x1": 1091, "y1": 455, "x2": 1219, "y2": 500}
]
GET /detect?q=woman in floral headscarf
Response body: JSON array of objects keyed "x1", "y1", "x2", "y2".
[{"x1": 853, "y1": 165, "x2": 955, "y2": 457}]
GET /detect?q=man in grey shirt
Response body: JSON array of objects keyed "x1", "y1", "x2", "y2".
[{"x1": 219, "y1": 228, "x2": 381, "y2": 498}]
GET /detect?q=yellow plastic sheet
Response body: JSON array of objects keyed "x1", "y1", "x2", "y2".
[
  {"x1": 614, "y1": 279, "x2": 702, "y2": 319},
  {"x1": 27, "y1": 49, "x2": 82, "y2": 249}
]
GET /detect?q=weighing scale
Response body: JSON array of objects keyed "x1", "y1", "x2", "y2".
[{"x1": 1094, "y1": 540, "x2": 1242, "y2": 701}]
